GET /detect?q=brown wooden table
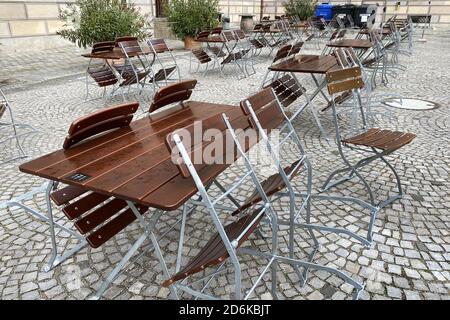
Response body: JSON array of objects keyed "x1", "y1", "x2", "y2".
[
  {"x1": 326, "y1": 39, "x2": 373, "y2": 50},
  {"x1": 269, "y1": 54, "x2": 337, "y2": 74},
  {"x1": 19, "y1": 101, "x2": 253, "y2": 211},
  {"x1": 266, "y1": 54, "x2": 338, "y2": 138}
]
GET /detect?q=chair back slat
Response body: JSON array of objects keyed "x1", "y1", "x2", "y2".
[
  {"x1": 148, "y1": 38, "x2": 170, "y2": 53},
  {"x1": 114, "y1": 36, "x2": 138, "y2": 46},
  {"x1": 326, "y1": 66, "x2": 361, "y2": 82},
  {"x1": 264, "y1": 74, "x2": 304, "y2": 108},
  {"x1": 149, "y1": 80, "x2": 197, "y2": 113},
  {"x1": 222, "y1": 30, "x2": 236, "y2": 41},
  {"x1": 197, "y1": 30, "x2": 211, "y2": 39},
  {"x1": 240, "y1": 87, "x2": 276, "y2": 115},
  {"x1": 91, "y1": 41, "x2": 115, "y2": 54},
  {"x1": 273, "y1": 44, "x2": 292, "y2": 62},
  {"x1": 63, "y1": 102, "x2": 139, "y2": 149},
  {"x1": 211, "y1": 27, "x2": 223, "y2": 35},
  {"x1": 326, "y1": 66, "x2": 364, "y2": 95},
  {"x1": 117, "y1": 39, "x2": 142, "y2": 55}
]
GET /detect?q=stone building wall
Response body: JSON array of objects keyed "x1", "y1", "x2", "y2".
[{"x1": 1, "y1": 0, "x2": 449, "y2": 51}]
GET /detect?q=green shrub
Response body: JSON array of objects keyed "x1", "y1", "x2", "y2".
[
  {"x1": 57, "y1": 0, "x2": 150, "y2": 48},
  {"x1": 165, "y1": 0, "x2": 220, "y2": 39},
  {"x1": 283, "y1": 0, "x2": 317, "y2": 21}
]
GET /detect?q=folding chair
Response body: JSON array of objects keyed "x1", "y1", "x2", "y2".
[
  {"x1": 15, "y1": 103, "x2": 177, "y2": 299},
  {"x1": 227, "y1": 88, "x2": 369, "y2": 299},
  {"x1": 84, "y1": 41, "x2": 119, "y2": 102},
  {"x1": 221, "y1": 30, "x2": 250, "y2": 79},
  {"x1": 330, "y1": 47, "x2": 402, "y2": 126},
  {"x1": 162, "y1": 113, "x2": 279, "y2": 299},
  {"x1": 0, "y1": 88, "x2": 37, "y2": 164},
  {"x1": 148, "y1": 79, "x2": 197, "y2": 114},
  {"x1": 234, "y1": 29, "x2": 256, "y2": 76},
  {"x1": 147, "y1": 38, "x2": 181, "y2": 87},
  {"x1": 189, "y1": 48, "x2": 215, "y2": 75},
  {"x1": 116, "y1": 38, "x2": 153, "y2": 98},
  {"x1": 322, "y1": 66, "x2": 416, "y2": 209}
]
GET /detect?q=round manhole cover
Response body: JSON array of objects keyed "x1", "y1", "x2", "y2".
[{"x1": 383, "y1": 98, "x2": 440, "y2": 110}]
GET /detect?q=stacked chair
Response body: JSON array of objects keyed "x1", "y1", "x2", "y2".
[{"x1": 0, "y1": 88, "x2": 37, "y2": 164}]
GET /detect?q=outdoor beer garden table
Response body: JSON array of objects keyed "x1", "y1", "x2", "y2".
[
  {"x1": 264, "y1": 54, "x2": 338, "y2": 137},
  {"x1": 16, "y1": 100, "x2": 258, "y2": 298}
]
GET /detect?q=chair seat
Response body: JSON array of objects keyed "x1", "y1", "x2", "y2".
[
  {"x1": 342, "y1": 128, "x2": 416, "y2": 153},
  {"x1": 50, "y1": 185, "x2": 148, "y2": 248},
  {"x1": 162, "y1": 208, "x2": 264, "y2": 287},
  {"x1": 148, "y1": 66, "x2": 176, "y2": 83},
  {"x1": 232, "y1": 159, "x2": 303, "y2": 216}
]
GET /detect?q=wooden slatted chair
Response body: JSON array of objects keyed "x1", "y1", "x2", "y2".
[
  {"x1": 147, "y1": 38, "x2": 181, "y2": 87},
  {"x1": 42, "y1": 102, "x2": 171, "y2": 299},
  {"x1": 149, "y1": 79, "x2": 197, "y2": 113},
  {"x1": 190, "y1": 48, "x2": 214, "y2": 75},
  {"x1": 221, "y1": 30, "x2": 250, "y2": 78},
  {"x1": 116, "y1": 38, "x2": 152, "y2": 94},
  {"x1": 0, "y1": 88, "x2": 37, "y2": 164},
  {"x1": 84, "y1": 41, "x2": 119, "y2": 101},
  {"x1": 322, "y1": 66, "x2": 416, "y2": 209},
  {"x1": 230, "y1": 87, "x2": 369, "y2": 299},
  {"x1": 162, "y1": 111, "x2": 279, "y2": 299}
]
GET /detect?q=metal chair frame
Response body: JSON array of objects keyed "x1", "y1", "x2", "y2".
[
  {"x1": 0, "y1": 88, "x2": 37, "y2": 164},
  {"x1": 166, "y1": 128, "x2": 278, "y2": 299},
  {"x1": 147, "y1": 38, "x2": 181, "y2": 88},
  {"x1": 321, "y1": 66, "x2": 415, "y2": 210}
]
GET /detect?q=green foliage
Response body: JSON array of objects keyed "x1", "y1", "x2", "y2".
[
  {"x1": 165, "y1": 0, "x2": 220, "y2": 39},
  {"x1": 283, "y1": 0, "x2": 317, "y2": 21},
  {"x1": 57, "y1": 0, "x2": 150, "y2": 48}
]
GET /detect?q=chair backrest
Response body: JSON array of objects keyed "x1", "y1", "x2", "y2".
[
  {"x1": 264, "y1": 74, "x2": 304, "y2": 108},
  {"x1": 326, "y1": 66, "x2": 364, "y2": 95},
  {"x1": 253, "y1": 23, "x2": 263, "y2": 31},
  {"x1": 116, "y1": 38, "x2": 142, "y2": 57},
  {"x1": 211, "y1": 27, "x2": 223, "y2": 35},
  {"x1": 63, "y1": 102, "x2": 139, "y2": 149},
  {"x1": 234, "y1": 29, "x2": 246, "y2": 40},
  {"x1": 240, "y1": 88, "x2": 284, "y2": 131},
  {"x1": 147, "y1": 38, "x2": 170, "y2": 53},
  {"x1": 91, "y1": 41, "x2": 115, "y2": 54},
  {"x1": 196, "y1": 30, "x2": 211, "y2": 39},
  {"x1": 333, "y1": 48, "x2": 352, "y2": 68},
  {"x1": 273, "y1": 44, "x2": 292, "y2": 63},
  {"x1": 290, "y1": 41, "x2": 304, "y2": 55},
  {"x1": 329, "y1": 30, "x2": 340, "y2": 41},
  {"x1": 149, "y1": 79, "x2": 197, "y2": 113},
  {"x1": 114, "y1": 36, "x2": 138, "y2": 46},
  {"x1": 222, "y1": 30, "x2": 236, "y2": 42}
]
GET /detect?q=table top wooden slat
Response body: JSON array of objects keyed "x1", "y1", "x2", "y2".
[
  {"x1": 269, "y1": 54, "x2": 338, "y2": 74},
  {"x1": 326, "y1": 39, "x2": 373, "y2": 49}
]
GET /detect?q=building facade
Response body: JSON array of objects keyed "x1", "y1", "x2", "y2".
[{"x1": 0, "y1": 0, "x2": 449, "y2": 51}]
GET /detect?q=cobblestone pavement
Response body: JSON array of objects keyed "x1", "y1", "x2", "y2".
[{"x1": 0, "y1": 30, "x2": 449, "y2": 300}]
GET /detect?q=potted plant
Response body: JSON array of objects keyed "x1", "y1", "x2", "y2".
[
  {"x1": 165, "y1": 0, "x2": 220, "y2": 50},
  {"x1": 57, "y1": 0, "x2": 150, "y2": 48},
  {"x1": 283, "y1": 0, "x2": 317, "y2": 21}
]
